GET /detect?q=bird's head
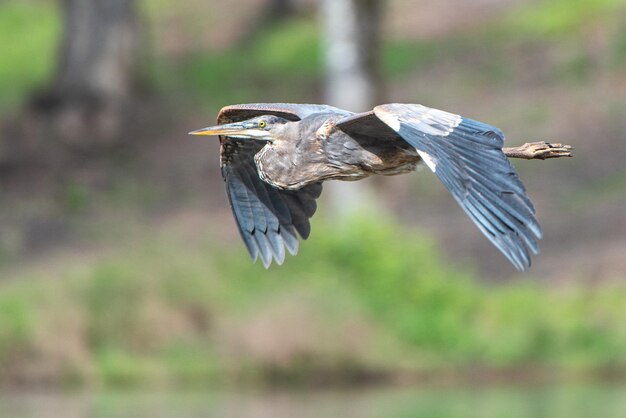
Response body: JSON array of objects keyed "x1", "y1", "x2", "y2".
[{"x1": 189, "y1": 115, "x2": 291, "y2": 142}]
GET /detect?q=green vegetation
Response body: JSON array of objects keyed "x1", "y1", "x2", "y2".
[
  {"x1": 3, "y1": 0, "x2": 625, "y2": 115},
  {"x1": 502, "y1": 0, "x2": 624, "y2": 38},
  {"x1": 156, "y1": 19, "x2": 322, "y2": 107},
  {"x1": 0, "y1": 1, "x2": 60, "y2": 111},
  {"x1": 1, "y1": 217, "x2": 625, "y2": 388},
  {"x1": 382, "y1": 40, "x2": 445, "y2": 77},
  {"x1": 1, "y1": 0, "x2": 626, "y2": 391}
]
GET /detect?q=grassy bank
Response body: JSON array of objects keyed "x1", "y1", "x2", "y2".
[{"x1": 1, "y1": 216, "x2": 625, "y2": 388}]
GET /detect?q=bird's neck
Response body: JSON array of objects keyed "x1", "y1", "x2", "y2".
[
  {"x1": 252, "y1": 121, "x2": 339, "y2": 190},
  {"x1": 254, "y1": 142, "x2": 323, "y2": 191}
]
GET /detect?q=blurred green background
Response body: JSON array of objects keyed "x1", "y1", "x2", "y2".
[{"x1": 0, "y1": 0, "x2": 626, "y2": 416}]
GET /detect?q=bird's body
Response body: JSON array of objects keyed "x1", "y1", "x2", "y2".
[
  {"x1": 254, "y1": 112, "x2": 420, "y2": 190},
  {"x1": 190, "y1": 103, "x2": 572, "y2": 271}
]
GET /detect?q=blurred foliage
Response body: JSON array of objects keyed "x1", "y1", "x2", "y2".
[
  {"x1": 0, "y1": 217, "x2": 625, "y2": 387},
  {"x1": 382, "y1": 40, "x2": 443, "y2": 77},
  {"x1": 0, "y1": 295, "x2": 36, "y2": 360},
  {"x1": 0, "y1": 1, "x2": 59, "y2": 111},
  {"x1": 2, "y1": 0, "x2": 625, "y2": 113},
  {"x1": 501, "y1": 0, "x2": 623, "y2": 38},
  {"x1": 1, "y1": 0, "x2": 626, "y2": 391},
  {"x1": 568, "y1": 169, "x2": 626, "y2": 211},
  {"x1": 153, "y1": 19, "x2": 321, "y2": 106},
  {"x1": 612, "y1": 29, "x2": 626, "y2": 68}
]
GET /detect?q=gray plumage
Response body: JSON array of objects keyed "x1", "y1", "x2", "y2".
[{"x1": 191, "y1": 103, "x2": 546, "y2": 271}]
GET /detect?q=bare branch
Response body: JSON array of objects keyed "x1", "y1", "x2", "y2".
[{"x1": 503, "y1": 141, "x2": 573, "y2": 160}]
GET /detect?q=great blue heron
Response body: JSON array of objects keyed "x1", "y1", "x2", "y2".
[{"x1": 190, "y1": 103, "x2": 572, "y2": 271}]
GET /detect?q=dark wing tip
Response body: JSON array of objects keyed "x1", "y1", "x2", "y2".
[{"x1": 221, "y1": 137, "x2": 322, "y2": 268}]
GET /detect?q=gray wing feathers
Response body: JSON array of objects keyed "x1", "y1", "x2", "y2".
[
  {"x1": 374, "y1": 104, "x2": 542, "y2": 271},
  {"x1": 217, "y1": 104, "x2": 332, "y2": 268},
  {"x1": 218, "y1": 102, "x2": 540, "y2": 270},
  {"x1": 221, "y1": 139, "x2": 321, "y2": 268},
  {"x1": 218, "y1": 103, "x2": 349, "y2": 124},
  {"x1": 280, "y1": 183, "x2": 322, "y2": 240}
]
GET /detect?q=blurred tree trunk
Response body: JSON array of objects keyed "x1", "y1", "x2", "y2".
[
  {"x1": 322, "y1": 0, "x2": 382, "y2": 110},
  {"x1": 321, "y1": 0, "x2": 384, "y2": 217},
  {"x1": 0, "y1": 0, "x2": 146, "y2": 175},
  {"x1": 266, "y1": 0, "x2": 296, "y2": 21},
  {"x1": 242, "y1": 0, "x2": 297, "y2": 43},
  {"x1": 54, "y1": 0, "x2": 139, "y2": 103},
  {"x1": 28, "y1": 0, "x2": 141, "y2": 148}
]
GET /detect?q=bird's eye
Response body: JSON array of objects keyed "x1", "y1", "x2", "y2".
[{"x1": 258, "y1": 120, "x2": 267, "y2": 128}]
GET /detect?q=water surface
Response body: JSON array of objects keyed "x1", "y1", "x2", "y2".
[{"x1": 2, "y1": 383, "x2": 626, "y2": 418}]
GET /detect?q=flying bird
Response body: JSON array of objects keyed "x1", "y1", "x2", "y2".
[{"x1": 190, "y1": 103, "x2": 571, "y2": 271}]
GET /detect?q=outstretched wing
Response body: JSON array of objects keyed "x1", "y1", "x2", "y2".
[
  {"x1": 217, "y1": 103, "x2": 349, "y2": 124},
  {"x1": 336, "y1": 103, "x2": 542, "y2": 271},
  {"x1": 218, "y1": 104, "x2": 340, "y2": 267}
]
